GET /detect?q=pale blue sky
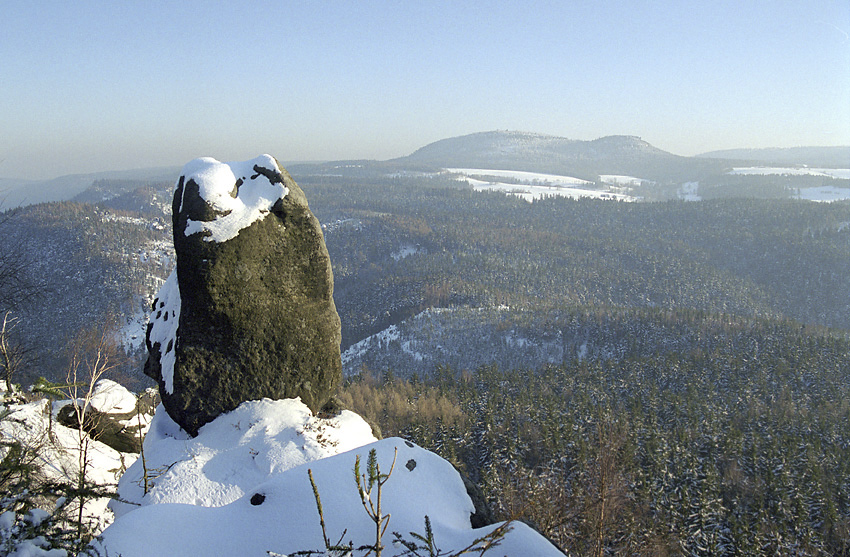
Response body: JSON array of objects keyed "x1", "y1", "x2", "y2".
[{"x1": 2, "y1": 0, "x2": 848, "y2": 179}]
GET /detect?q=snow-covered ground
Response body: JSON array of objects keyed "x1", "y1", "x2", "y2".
[
  {"x1": 0, "y1": 401, "x2": 128, "y2": 514},
  {"x1": 109, "y1": 398, "x2": 377, "y2": 516},
  {"x1": 321, "y1": 218, "x2": 363, "y2": 234},
  {"x1": 97, "y1": 398, "x2": 562, "y2": 556},
  {"x1": 137, "y1": 239, "x2": 174, "y2": 267},
  {"x1": 464, "y1": 177, "x2": 635, "y2": 202},
  {"x1": 451, "y1": 166, "x2": 850, "y2": 204},
  {"x1": 117, "y1": 307, "x2": 149, "y2": 351},
  {"x1": 342, "y1": 324, "x2": 401, "y2": 367},
  {"x1": 2, "y1": 384, "x2": 562, "y2": 556},
  {"x1": 341, "y1": 307, "x2": 572, "y2": 377},
  {"x1": 676, "y1": 168, "x2": 850, "y2": 203},
  {"x1": 725, "y1": 167, "x2": 850, "y2": 202},
  {"x1": 99, "y1": 212, "x2": 168, "y2": 230},
  {"x1": 391, "y1": 242, "x2": 421, "y2": 261},
  {"x1": 0, "y1": 380, "x2": 154, "y2": 553}
]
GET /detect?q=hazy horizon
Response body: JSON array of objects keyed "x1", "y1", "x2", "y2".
[{"x1": 2, "y1": 1, "x2": 849, "y2": 181}]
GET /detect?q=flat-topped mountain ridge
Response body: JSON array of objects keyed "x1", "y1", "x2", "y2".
[{"x1": 392, "y1": 130, "x2": 723, "y2": 181}]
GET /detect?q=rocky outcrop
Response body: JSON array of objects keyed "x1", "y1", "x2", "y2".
[
  {"x1": 56, "y1": 380, "x2": 157, "y2": 453},
  {"x1": 57, "y1": 405, "x2": 140, "y2": 453},
  {"x1": 145, "y1": 155, "x2": 342, "y2": 436}
]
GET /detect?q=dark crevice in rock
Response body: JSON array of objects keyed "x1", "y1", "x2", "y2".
[
  {"x1": 251, "y1": 164, "x2": 283, "y2": 185},
  {"x1": 461, "y1": 473, "x2": 496, "y2": 529}
]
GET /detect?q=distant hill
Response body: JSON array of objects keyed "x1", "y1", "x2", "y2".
[
  {"x1": 0, "y1": 167, "x2": 181, "y2": 209},
  {"x1": 2, "y1": 161, "x2": 325, "y2": 209},
  {"x1": 391, "y1": 130, "x2": 725, "y2": 181},
  {"x1": 696, "y1": 146, "x2": 850, "y2": 168}
]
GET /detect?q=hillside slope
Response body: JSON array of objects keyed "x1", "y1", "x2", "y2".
[{"x1": 0, "y1": 167, "x2": 180, "y2": 208}]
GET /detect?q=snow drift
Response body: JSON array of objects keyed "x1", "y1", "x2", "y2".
[{"x1": 98, "y1": 398, "x2": 563, "y2": 556}]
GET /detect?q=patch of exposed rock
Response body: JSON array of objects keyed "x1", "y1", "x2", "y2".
[{"x1": 56, "y1": 380, "x2": 158, "y2": 453}]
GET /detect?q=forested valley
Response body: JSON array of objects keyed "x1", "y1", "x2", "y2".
[
  {"x1": 340, "y1": 318, "x2": 850, "y2": 554},
  {"x1": 309, "y1": 174, "x2": 850, "y2": 555},
  {"x1": 304, "y1": 174, "x2": 849, "y2": 342},
  {"x1": 1, "y1": 170, "x2": 848, "y2": 554}
]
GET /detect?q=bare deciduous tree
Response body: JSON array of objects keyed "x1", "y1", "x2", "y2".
[
  {"x1": 63, "y1": 321, "x2": 122, "y2": 542},
  {"x1": 1, "y1": 311, "x2": 35, "y2": 393}
]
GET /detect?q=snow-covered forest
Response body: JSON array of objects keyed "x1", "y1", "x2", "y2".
[{"x1": 1, "y1": 141, "x2": 849, "y2": 554}]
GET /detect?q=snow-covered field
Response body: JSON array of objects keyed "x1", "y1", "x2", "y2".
[
  {"x1": 448, "y1": 168, "x2": 636, "y2": 202},
  {"x1": 729, "y1": 167, "x2": 850, "y2": 179},
  {"x1": 446, "y1": 166, "x2": 850, "y2": 203},
  {"x1": 447, "y1": 168, "x2": 593, "y2": 187},
  {"x1": 598, "y1": 174, "x2": 651, "y2": 186},
  {"x1": 795, "y1": 186, "x2": 850, "y2": 202},
  {"x1": 673, "y1": 167, "x2": 850, "y2": 203},
  {"x1": 726, "y1": 167, "x2": 850, "y2": 202}
]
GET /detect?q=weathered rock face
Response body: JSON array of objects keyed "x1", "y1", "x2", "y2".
[{"x1": 145, "y1": 155, "x2": 342, "y2": 436}]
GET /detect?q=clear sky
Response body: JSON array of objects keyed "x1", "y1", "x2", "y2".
[{"x1": 2, "y1": 0, "x2": 849, "y2": 180}]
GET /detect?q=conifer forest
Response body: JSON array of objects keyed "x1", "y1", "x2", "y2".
[{"x1": 2, "y1": 169, "x2": 849, "y2": 555}]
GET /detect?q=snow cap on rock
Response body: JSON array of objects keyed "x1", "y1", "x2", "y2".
[{"x1": 178, "y1": 155, "x2": 289, "y2": 243}]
